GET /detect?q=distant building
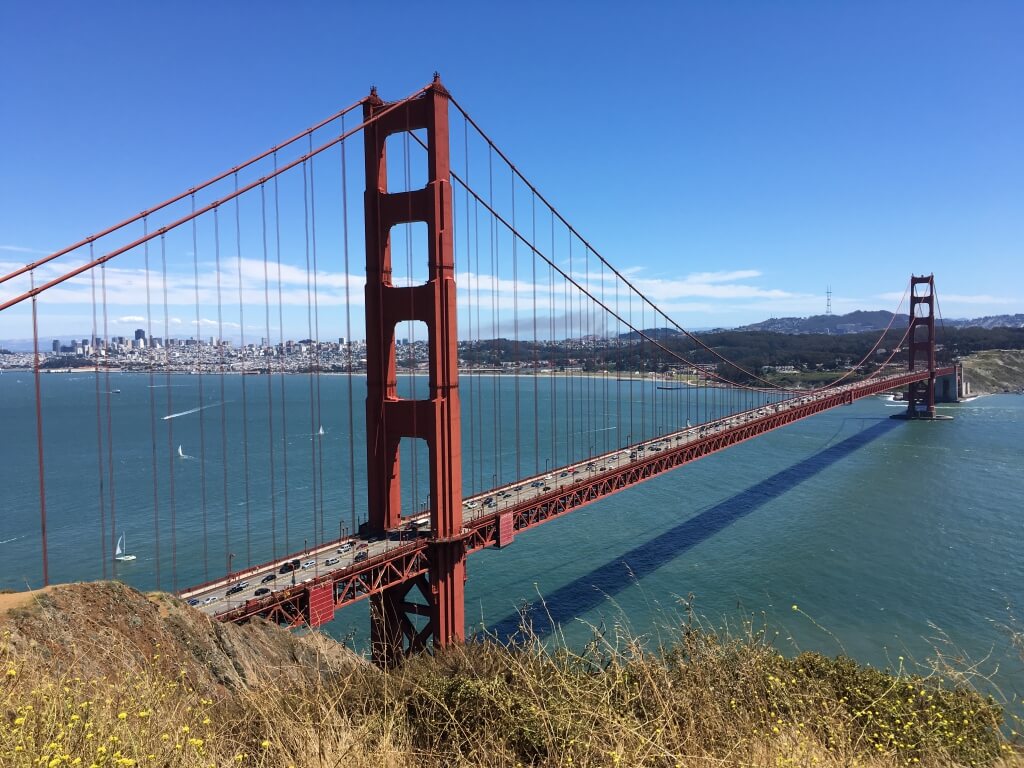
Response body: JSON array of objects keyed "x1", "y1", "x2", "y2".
[
  {"x1": 52, "y1": 339, "x2": 60, "y2": 353},
  {"x1": 134, "y1": 328, "x2": 146, "y2": 341}
]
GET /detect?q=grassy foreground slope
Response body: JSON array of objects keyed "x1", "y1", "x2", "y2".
[{"x1": 1, "y1": 582, "x2": 1020, "y2": 767}]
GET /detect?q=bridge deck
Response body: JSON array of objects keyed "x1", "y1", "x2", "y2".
[{"x1": 195, "y1": 369, "x2": 949, "y2": 627}]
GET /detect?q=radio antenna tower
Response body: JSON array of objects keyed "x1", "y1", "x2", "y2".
[{"x1": 826, "y1": 285, "x2": 832, "y2": 316}]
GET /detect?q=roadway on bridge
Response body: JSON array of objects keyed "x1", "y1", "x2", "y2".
[{"x1": 182, "y1": 377, "x2": 906, "y2": 617}]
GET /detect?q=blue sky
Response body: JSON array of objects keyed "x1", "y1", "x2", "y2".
[{"x1": 1, "y1": 1, "x2": 1022, "y2": 343}]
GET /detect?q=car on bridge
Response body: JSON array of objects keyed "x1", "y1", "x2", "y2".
[
  {"x1": 260, "y1": 573, "x2": 276, "y2": 583},
  {"x1": 325, "y1": 556, "x2": 341, "y2": 566},
  {"x1": 278, "y1": 559, "x2": 300, "y2": 574},
  {"x1": 354, "y1": 551, "x2": 368, "y2": 563},
  {"x1": 226, "y1": 581, "x2": 249, "y2": 596}
]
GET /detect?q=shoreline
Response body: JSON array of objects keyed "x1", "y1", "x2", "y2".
[{"x1": 0, "y1": 367, "x2": 920, "y2": 394}]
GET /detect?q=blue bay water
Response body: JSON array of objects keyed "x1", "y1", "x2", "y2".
[{"x1": 1, "y1": 371, "x2": 1022, "y2": 704}]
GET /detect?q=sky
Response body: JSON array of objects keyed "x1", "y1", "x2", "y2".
[{"x1": 1, "y1": 1, "x2": 1022, "y2": 344}]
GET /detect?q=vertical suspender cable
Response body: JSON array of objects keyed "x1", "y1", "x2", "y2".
[
  {"x1": 531, "y1": 192, "x2": 539, "y2": 475},
  {"x1": 90, "y1": 251, "x2": 108, "y2": 578},
  {"x1": 30, "y1": 274, "x2": 48, "y2": 586},
  {"x1": 100, "y1": 263, "x2": 117, "y2": 578},
  {"x1": 511, "y1": 169, "x2": 521, "y2": 483},
  {"x1": 474, "y1": 154, "x2": 484, "y2": 495},
  {"x1": 601, "y1": 256, "x2": 609, "y2": 455},
  {"x1": 463, "y1": 115, "x2": 476, "y2": 496},
  {"x1": 549, "y1": 210, "x2": 556, "y2": 470},
  {"x1": 260, "y1": 183, "x2": 279, "y2": 561},
  {"x1": 341, "y1": 117, "x2": 358, "y2": 538},
  {"x1": 273, "y1": 153, "x2": 291, "y2": 555},
  {"x1": 190, "y1": 195, "x2": 210, "y2": 582},
  {"x1": 622, "y1": 288, "x2": 630, "y2": 450},
  {"x1": 586, "y1": 246, "x2": 593, "y2": 456},
  {"x1": 234, "y1": 173, "x2": 254, "y2": 567},
  {"x1": 488, "y1": 146, "x2": 501, "y2": 488},
  {"x1": 565, "y1": 233, "x2": 572, "y2": 462},
  {"x1": 640, "y1": 292, "x2": 646, "y2": 442},
  {"x1": 214, "y1": 208, "x2": 231, "y2": 577},
  {"x1": 301, "y1": 158, "x2": 319, "y2": 561},
  {"x1": 143, "y1": 218, "x2": 161, "y2": 589},
  {"x1": 308, "y1": 138, "x2": 326, "y2": 546},
  {"x1": 613, "y1": 270, "x2": 619, "y2": 447},
  {"x1": 160, "y1": 235, "x2": 180, "y2": 589}
]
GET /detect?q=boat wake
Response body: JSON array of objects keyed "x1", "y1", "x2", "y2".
[
  {"x1": 0, "y1": 534, "x2": 26, "y2": 545},
  {"x1": 162, "y1": 401, "x2": 225, "y2": 420}
]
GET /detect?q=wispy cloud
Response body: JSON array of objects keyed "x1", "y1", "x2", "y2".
[
  {"x1": 684, "y1": 270, "x2": 763, "y2": 284},
  {"x1": 879, "y1": 291, "x2": 1017, "y2": 307},
  {"x1": 0, "y1": 244, "x2": 50, "y2": 255},
  {"x1": 938, "y1": 294, "x2": 1016, "y2": 305}
]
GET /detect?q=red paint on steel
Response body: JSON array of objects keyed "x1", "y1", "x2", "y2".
[
  {"x1": 497, "y1": 512, "x2": 515, "y2": 548},
  {"x1": 907, "y1": 275, "x2": 937, "y2": 417},
  {"x1": 212, "y1": 369, "x2": 949, "y2": 630},
  {"x1": 306, "y1": 583, "x2": 336, "y2": 627},
  {"x1": 362, "y1": 76, "x2": 465, "y2": 664}
]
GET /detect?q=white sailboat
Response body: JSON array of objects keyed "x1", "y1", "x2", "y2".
[
  {"x1": 114, "y1": 533, "x2": 136, "y2": 562},
  {"x1": 178, "y1": 444, "x2": 185, "y2": 458},
  {"x1": 318, "y1": 425, "x2": 325, "y2": 436}
]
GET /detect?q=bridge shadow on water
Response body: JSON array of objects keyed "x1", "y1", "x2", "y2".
[{"x1": 484, "y1": 416, "x2": 899, "y2": 641}]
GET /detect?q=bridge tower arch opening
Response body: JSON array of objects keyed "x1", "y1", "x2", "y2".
[{"x1": 363, "y1": 76, "x2": 466, "y2": 665}]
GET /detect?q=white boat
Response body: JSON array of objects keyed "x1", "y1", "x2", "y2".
[
  {"x1": 114, "y1": 533, "x2": 136, "y2": 562},
  {"x1": 178, "y1": 445, "x2": 185, "y2": 458},
  {"x1": 318, "y1": 425, "x2": 325, "y2": 436}
]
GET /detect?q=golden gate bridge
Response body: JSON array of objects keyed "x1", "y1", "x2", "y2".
[{"x1": 0, "y1": 76, "x2": 956, "y2": 664}]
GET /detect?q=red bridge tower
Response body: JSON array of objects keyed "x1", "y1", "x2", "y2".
[
  {"x1": 905, "y1": 274, "x2": 937, "y2": 418},
  {"x1": 362, "y1": 77, "x2": 466, "y2": 664}
]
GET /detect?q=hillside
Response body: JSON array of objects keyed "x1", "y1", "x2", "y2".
[
  {"x1": 735, "y1": 311, "x2": 1024, "y2": 336},
  {"x1": 962, "y1": 349, "x2": 1024, "y2": 394},
  {"x1": 737, "y1": 310, "x2": 905, "y2": 335},
  {"x1": 2, "y1": 582, "x2": 1021, "y2": 767}
]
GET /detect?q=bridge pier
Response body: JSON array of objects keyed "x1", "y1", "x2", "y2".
[
  {"x1": 363, "y1": 76, "x2": 466, "y2": 665},
  {"x1": 935, "y1": 365, "x2": 961, "y2": 404}
]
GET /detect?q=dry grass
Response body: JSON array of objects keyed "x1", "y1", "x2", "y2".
[{"x1": 2, "y1": 611, "x2": 1022, "y2": 768}]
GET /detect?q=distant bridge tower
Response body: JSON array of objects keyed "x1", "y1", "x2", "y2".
[
  {"x1": 905, "y1": 274, "x2": 937, "y2": 418},
  {"x1": 362, "y1": 76, "x2": 466, "y2": 664}
]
